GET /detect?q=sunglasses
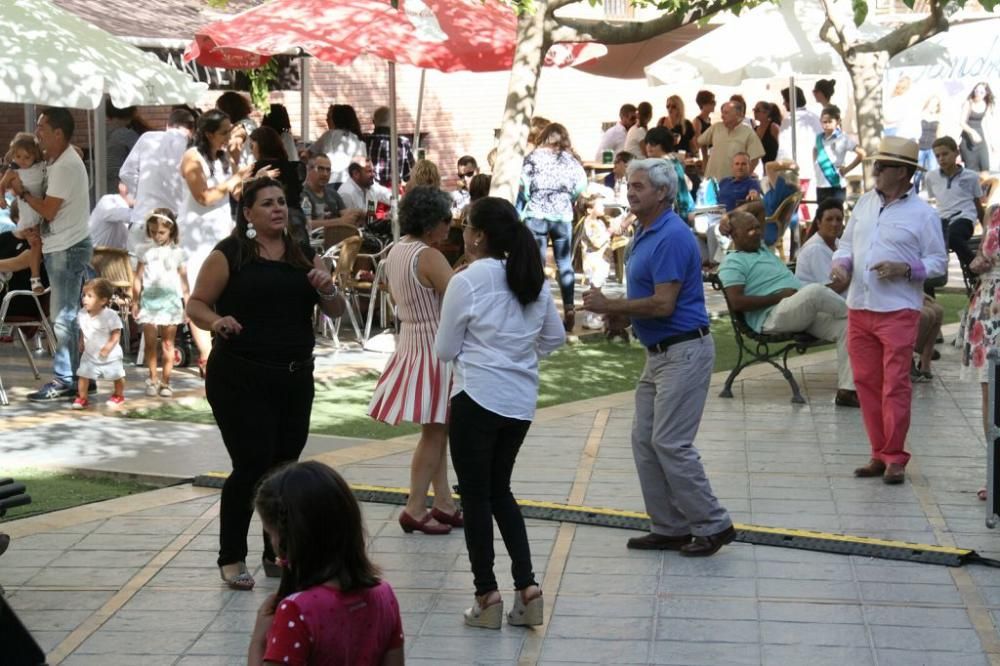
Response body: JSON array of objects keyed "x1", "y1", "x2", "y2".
[
  {"x1": 458, "y1": 171, "x2": 476, "y2": 179},
  {"x1": 872, "y1": 161, "x2": 906, "y2": 173}
]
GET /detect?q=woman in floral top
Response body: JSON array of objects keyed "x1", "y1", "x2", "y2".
[
  {"x1": 960, "y1": 204, "x2": 1000, "y2": 500},
  {"x1": 519, "y1": 122, "x2": 587, "y2": 332}
]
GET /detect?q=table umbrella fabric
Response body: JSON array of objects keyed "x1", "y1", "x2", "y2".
[
  {"x1": 184, "y1": 0, "x2": 604, "y2": 72},
  {"x1": 0, "y1": 0, "x2": 207, "y2": 109}
]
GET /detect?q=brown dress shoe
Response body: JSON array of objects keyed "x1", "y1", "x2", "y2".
[
  {"x1": 883, "y1": 463, "x2": 906, "y2": 485},
  {"x1": 854, "y1": 459, "x2": 886, "y2": 477},
  {"x1": 835, "y1": 389, "x2": 860, "y2": 408},
  {"x1": 680, "y1": 525, "x2": 736, "y2": 557},
  {"x1": 627, "y1": 533, "x2": 692, "y2": 550}
]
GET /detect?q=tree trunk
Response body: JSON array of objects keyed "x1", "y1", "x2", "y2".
[
  {"x1": 490, "y1": 6, "x2": 551, "y2": 202},
  {"x1": 844, "y1": 50, "x2": 889, "y2": 186}
]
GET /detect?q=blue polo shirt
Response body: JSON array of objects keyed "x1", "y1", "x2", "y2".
[
  {"x1": 717, "y1": 176, "x2": 763, "y2": 212},
  {"x1": 626, "y1": 209, "x2": 709, "y2": 346}
]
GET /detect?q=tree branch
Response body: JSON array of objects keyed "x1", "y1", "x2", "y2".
[
  {"x1": 548, "y1": 0, "x2": 743, "y2": 44},
  {"x1": 817, "y1": 0, "x2": 848, "y2": 57},
  {"x1": 851, "y1": 0, "x2": 948, "y2": 56}
]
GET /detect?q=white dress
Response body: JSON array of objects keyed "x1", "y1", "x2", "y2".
[
  {"x1": 14, "y1": 163, "x2": 45, "y2": 230},
  {"x1": 136, "y1": 243, "x2": 188, "y2": 326},
  {"x1": 178, "y1": 151, "x2": 233, "y2": 287}
]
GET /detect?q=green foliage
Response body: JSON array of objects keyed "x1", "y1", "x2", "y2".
[
  {"x1": 247, "y1": 58, "x2": 279, "y2": 113},
  {"x1": 852, "y1": 0, "x2": 868, "y2": 25}
]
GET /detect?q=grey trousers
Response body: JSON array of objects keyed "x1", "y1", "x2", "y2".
[{"x1": 631, "y1": 336, "x2": 732, "y2": 537}]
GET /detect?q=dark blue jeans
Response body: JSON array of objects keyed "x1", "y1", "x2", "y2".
[{"x1": 525, "y1": 217, "x2": 574, "y2": 310}]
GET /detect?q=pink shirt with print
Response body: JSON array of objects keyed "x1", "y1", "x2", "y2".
[{"x1": 264, "y1": 581, "x2": 404, "y2": 665}]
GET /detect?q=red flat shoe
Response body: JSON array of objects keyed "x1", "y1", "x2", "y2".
[
  {"x1": 431, "y1": 507, "x2": 464, "y2": 527},
  {"x1": 398, "y1": 510, "x2": 451, "y2": 535}
]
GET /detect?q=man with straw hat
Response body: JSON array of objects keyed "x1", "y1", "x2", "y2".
[{"x1": 831, "y1": 137, "x2": 947, "y2": 485}]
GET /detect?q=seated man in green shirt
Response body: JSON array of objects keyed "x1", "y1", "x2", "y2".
[{"x1": 718, "y1": 211, "x2": 857, "y2": 407}]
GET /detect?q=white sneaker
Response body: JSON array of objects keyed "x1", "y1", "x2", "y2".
[
  {"x1": 145, "y1": 379, "x2": 159, "y2": 397},
  {"x1": 158, "y1": 384, "x2": 173, "y2": 398}
]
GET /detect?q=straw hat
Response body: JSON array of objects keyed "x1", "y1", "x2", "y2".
[{"x1": 865, "y1": 136, "x2": 924, "y2": 170}]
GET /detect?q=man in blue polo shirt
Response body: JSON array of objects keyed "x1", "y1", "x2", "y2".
[
  {"x1": 717, "y1": 152, "x2": 762, "y2": 211},
  {"x1": 583, "y1": 158, "x2": 734, "y2": 557}
]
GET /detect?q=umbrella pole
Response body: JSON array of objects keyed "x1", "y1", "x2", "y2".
[
  {"x1": 388, "y1": 61, "x2": 400, "y2": 241},
  {"x1": 413, "y1": 69, "x2": 426, "y2": 157},
  {"x1": 95, "y1": 97, "x2": 108, "y2": 199},
  {"x1": 789, "y1": 75, "x2": 797, "y2": 167},
  {"x1": 300, "y1": 55, "x2": 311, "y2": 144}
]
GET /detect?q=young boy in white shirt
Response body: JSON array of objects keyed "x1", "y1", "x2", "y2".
[{"x1": 925, "y1": 136, "x2": 985, "y2": 268}]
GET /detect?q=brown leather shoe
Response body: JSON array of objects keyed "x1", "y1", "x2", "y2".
[
  {"x1": 626, "y1": 532, "x2": 692, "y2": 550},
  {"x1": 883, "y1": 463, "x2": 906, "y2": 485},
  {"x1": 680, "y1": 525, "x2": 736, "y2": 557},
  {"x1": 854, "y1": 459, "x2": 886, "y2": 477},
  {"x1": 835, "y1": 389, "x2": 860, "y2": 408}
]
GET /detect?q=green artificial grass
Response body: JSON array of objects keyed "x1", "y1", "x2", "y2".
[
  {"x1": 125, "y1": 292, "x2": 969, "y2": 440},
  {"x1": 0, "y1": 468, "x2": 155, "y2": 522}
]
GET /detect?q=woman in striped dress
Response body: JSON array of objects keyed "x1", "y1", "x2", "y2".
[{"x1": 368, "y1": 186, "x2": 461, "y2": 535}]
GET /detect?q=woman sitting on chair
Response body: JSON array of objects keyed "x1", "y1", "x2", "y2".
[{"x1": 0, "y1": 224, "x2": 48, "y2": 319}]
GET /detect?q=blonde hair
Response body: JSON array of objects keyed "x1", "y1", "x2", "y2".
[
  {"x1": 409, "y1": 159, "x2": 441, "y2": 188},
  {"x1": 667, "y1": 95, "x2": 686, "y2": 121}
]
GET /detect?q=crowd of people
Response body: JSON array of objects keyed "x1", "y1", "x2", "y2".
[{"x1": 2, "y1": 80, "x2": 1000, "y2": 663}]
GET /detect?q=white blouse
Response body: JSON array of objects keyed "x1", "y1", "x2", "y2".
[{"x1": 434, "y1": 258, "x2": 565, "y2": 421}]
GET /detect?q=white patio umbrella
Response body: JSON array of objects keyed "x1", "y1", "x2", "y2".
[
  {"x1": 0, "y1": 0, "x2": 207, "y2": 196},
  {"x1": 644, "y1": 0, "x2": 884, "y2": 157}
]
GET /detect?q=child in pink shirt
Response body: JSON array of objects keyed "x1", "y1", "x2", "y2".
[{"x1": 248, "y1": 462, "x2": 404, "y2": 666}]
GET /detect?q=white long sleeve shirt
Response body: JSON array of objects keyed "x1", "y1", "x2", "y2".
[
  {"x1": 434, "y1": 258, "x2": 565, "y2": 420},
  {"x1": 119, "y1": 128, "x2": 189, "y2": 229},
  {"x1": 832, "y1": 189, "x2": 947, "y2": 312}
]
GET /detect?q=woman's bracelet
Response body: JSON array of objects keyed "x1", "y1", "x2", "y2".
[{"x1": 317, "y1": 286, "x2": 339, "y2": 301}]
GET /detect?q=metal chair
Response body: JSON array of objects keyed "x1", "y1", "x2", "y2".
[{"x1": 0, "y1": 280, "x2": 55, "y2": 406}]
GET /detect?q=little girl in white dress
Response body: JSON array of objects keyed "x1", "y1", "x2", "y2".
[{"x1": 133, "y1": 209, "x2": 190, "y2": 398}]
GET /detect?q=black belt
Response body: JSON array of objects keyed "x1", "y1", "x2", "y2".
[
  {"x1": 215, "y1": 347, "x2": 315, "y2": 373},
  {"x1": 646, "y1": 326, "x2": 710, "y2": 353}
]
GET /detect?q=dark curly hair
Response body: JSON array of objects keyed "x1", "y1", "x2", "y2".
[
  {"x1": 234, "y1": 177, "x2": 312, "y2": 270},
  {"x1": 399, "y1": 186, "x2": 452, "y2": 238},
  {"x1": 193, "y1": 109, "x2": 232, "y2": 177}
]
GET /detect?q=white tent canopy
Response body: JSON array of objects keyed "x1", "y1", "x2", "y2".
[
  {"x1": 643, "y1": 0, "x2": 884, "y2": 88},
  {"x1": 0, "y1": 0, "x2": 207, "y2": 109}
]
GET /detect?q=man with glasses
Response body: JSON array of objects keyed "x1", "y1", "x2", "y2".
[
  {"x1": 450, "y1": 155, "x2": 479, "y2": 219},
  {"x1": 301, "y1": 154, "x2": 362, "y2": 234},
  {"x1": 831, "y1": 137, "x2": 947, "y2": 485}
]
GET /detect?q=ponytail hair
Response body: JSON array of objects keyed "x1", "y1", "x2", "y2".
[{"x1": 467, "y1": 197, "x2": 544, "y2": 306}]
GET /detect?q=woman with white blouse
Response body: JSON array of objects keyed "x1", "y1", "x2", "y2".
[
  {"x1": 434, "y1": 197, "x2": 565, "y2": 630},
  {"x1": 795, "y1": 198, "x2": 847, "y2": 292}
]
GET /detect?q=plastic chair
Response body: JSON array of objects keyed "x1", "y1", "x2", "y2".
[{"x1": 0, "y1": 282, "x2": 55, "y2": 406}]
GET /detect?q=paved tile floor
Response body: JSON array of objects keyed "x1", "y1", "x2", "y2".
[{"x1": 3, "y1": 314, "x2": 1000, "y2": 663}]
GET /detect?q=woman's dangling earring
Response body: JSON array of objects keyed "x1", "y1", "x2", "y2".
[{"x1": 245, "y1": 222, "x2": 257, "y2": 240}]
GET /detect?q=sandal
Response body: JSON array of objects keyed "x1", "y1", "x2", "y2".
[
  {"x1": 30, "y1": 277, "x2": 44, "y2": 295},
  {"x1": 262, "y1": 557, "x2": 282, "y2": 578},
  {"x1": 978, "y1": 487, "x2": 988, "y2": 501},
  {"x1": 219, "y1": 562, "x2": 255, "y2": 591},
  {"x1": 464, "y1": 591, "x2": 503, "y2": 629}
]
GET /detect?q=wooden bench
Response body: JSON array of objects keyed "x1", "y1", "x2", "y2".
[{"x1": 712, "y1": 275, "x2": 827, "y2": 404}]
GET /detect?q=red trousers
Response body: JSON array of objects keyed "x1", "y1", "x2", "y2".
[{"x1": 847, "y1": 308, "x2": 921, "y2": 467}]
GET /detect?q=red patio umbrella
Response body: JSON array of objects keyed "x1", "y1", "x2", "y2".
[{"x1": 184, "y1": 0, "x2": 603, "y2": 72}]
